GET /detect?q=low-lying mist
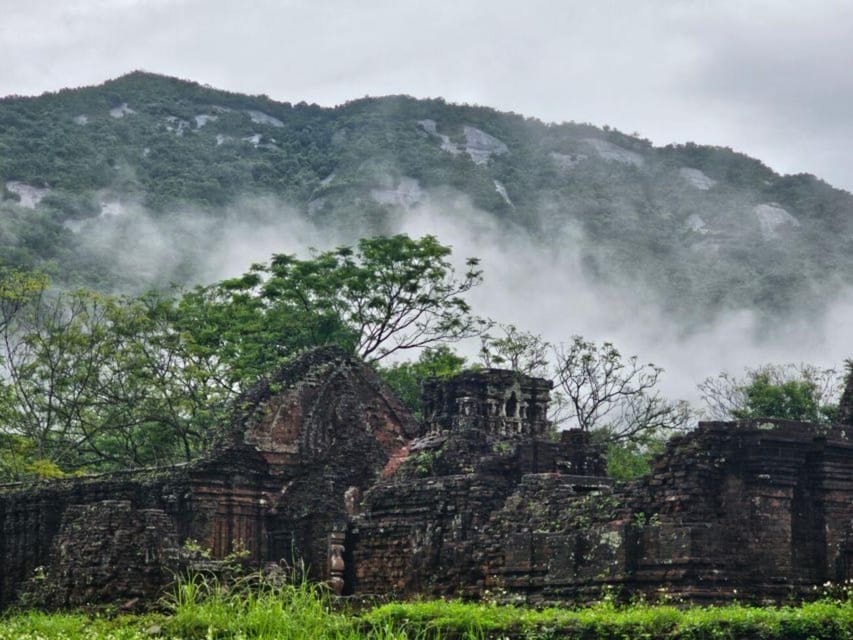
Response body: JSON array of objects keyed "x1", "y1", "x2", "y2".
[
  {"x1": 394, "y1": 196, "x2": 853, "y2": 404},
  {"x1": 73, "y1": 189, "x2": 853, "y2": 408}
]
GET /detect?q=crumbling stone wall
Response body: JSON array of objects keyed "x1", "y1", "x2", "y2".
[
  {"x1": 459, "y1": 420, "x2": 851, "y2": 603},
  {"x1": 0, "y1": 347, "x2": 419, "y2": 608},
  {"x1": 23, "y1": 500, "x2": 180, "y2": 608},
  {"x1": 0, "y1": 444, "x2": 283, "y2": 609},
  {"x1": 350, "y1": 473, "x2": 516, "y2": 596},
  {"x1": 0, "y1": 468, "x2": 196, "y2": 608},
  {"x1": 479, "y1": 473, "x2": 624, "y2": 602},
  {"x1": 351, "y1": 438, "x2": 619, "y2": 603},
  {"x1": 621, "y1": 421, "x2": 853, "y2": 600},
  {"x1": 352, "y1": 393, "x2": 852, "y2": 605}
]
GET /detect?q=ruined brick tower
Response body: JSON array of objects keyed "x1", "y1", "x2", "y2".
[
  {"x1": 422, "y1": 370, "x2": 552, "y2": 438},
  {"x1": 2, "y1": 348, "x2": 851, "y2": 609}
]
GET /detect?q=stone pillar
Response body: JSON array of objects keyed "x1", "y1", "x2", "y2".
[{"x1": 328, "y1": 532, "x2": 346, "y2": 595}]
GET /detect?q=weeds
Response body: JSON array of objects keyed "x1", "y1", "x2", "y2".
[{"x1": 2, "y1": 576, "x2": 852, "y2": 639}]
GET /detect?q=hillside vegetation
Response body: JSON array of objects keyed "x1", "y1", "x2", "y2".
[{"x1": 1, "y1": 71, "x2": 852, "y2": 321}]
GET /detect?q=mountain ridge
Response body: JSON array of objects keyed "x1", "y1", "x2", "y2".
[{"x1": 1, "y1": 71, "x2": 851, "y2": 326}]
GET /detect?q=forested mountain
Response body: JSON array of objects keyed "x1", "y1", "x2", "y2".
[{"x1": 1, "y1": 71, "x2": 852, "y2": 324}]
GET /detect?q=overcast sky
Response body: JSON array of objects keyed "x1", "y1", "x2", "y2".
[{"x1": 2, "y1": 0, "x2": 852, "y2": 192}]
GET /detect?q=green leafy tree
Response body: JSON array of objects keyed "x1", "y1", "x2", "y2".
[
  {"x1": 0, "y1": 433, "x2": 37, "y2": 481},
  {"x1": 193, "y1": 234, "x2": 483, "y2": 367},
  {"x1": 85, "y1": 292, "x2": 235, "y2": 465},
  {"x1": 606, "y1": 437, "x2": 667, "y2": 481},
  {"x1": 0, "y1": 288, "x2": 114, "y2": 468},
  {"x1": 699, "y1": 363, "x2": 841, "y2": 424},
  {"x1": 0, "y1": 267, "x2": 50, "y2": 329},
  {"x1": 478, "y1": 323, "x2": 550, "y2": 376},
  {"x1": 736, "y1": 374, "x2": 824, "y2": 422},
  {"x1": 0, "y1": 283, "x2": 235, "y2": 474},
  {"x1": 174, "y1": 281, "x2": 352, "y2": 389},
  {"x1": 0, "y1": 235, "x2": 482, "y2": 476},
  {"x1": 378, "y1": 346, "x2": 468, "y2": 419}
]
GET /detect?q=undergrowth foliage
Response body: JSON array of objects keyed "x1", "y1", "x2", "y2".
[{"x1": 1, "y1": 573, "x2": 852, "y2": 639}]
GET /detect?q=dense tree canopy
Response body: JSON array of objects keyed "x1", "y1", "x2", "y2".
[
  {"x1": 378, "y1": 346, "x2": 468, "y2": 421},
  {"x1": 181, "y1": 234, "x2": 482, "y2": 368},
  {"x1": 0, "y1": 283, "x2": 234, "y2": 475},
  {"x1": 0, "y1": 234, "x2": 483, "y2": 478}
]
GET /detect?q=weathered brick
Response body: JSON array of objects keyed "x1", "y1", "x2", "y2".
[{"x1": 1, "y1": 353, "x2": 851, "y2": 608}]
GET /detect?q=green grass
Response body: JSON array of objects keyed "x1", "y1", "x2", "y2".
[
  {"x1": 2, "y1": 574, "x2": 852, "y2": 639},
  {"x1": 0, "y1": 610, "x2": 160, "y2": 640},
  {"x1": 362, "y1": 596, "x2": 853, "y2": 639}
]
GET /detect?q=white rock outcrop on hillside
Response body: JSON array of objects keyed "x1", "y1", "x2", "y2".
[
  {"x1": 246, "y1": 110, "x2": 284, "y2": 127},
  {"x1": 242, "y1": 134, "x2": 262, "y2": 147},
  {"x1": 195, "y1": 114, "x2": 218, "y2": 128},
  {"x1": 417, "y1": 119, "x2": 438, "y2": 135},
  {"x1": 753, "y1": 203, "x2": 800, "y2": 239},
  {"x1": 549, "y1": 152, "x2": 587, "y2": 171},
  {"x1": 463, "y1": 126, "x2": 508, "y2": 165},
  {"x1": 462, "y1": 125, "x2": 509, "y2": 164},
  {"x1": 418, "y1": 121, "x2": 508, "y2": 164},
  {"x1": 5, "y1": 181, "x2": 49, "y2": 208},
  {"x1": 494, "y1": 180, "x2": 514, "y2": 207},
  {"x1": 165, "y1": 117, "x2": 190, "y2": 135},
  {"x1": 370, "y1": 177, "x2": 424, "y2": 209},
  {"x1": 417, "y1": 119, "x2": 460, "y2": 155},
  {"x1": 583, "y1": 138, "x2": 644, "y2": 166},
  {"x1": 679, "y1": 167, "x2": 716, "y2": 190},
  {"x1": 109, "y1": 103, "x2": 135, "y2": 118}
]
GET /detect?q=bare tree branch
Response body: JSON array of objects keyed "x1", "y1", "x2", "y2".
[{"x1": 552, "y1": 336, "x2": 691, "y2": 444}]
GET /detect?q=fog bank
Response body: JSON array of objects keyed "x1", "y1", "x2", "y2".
[{"x1": 76, "y1": 190, "x2": 853, "y2": 406}]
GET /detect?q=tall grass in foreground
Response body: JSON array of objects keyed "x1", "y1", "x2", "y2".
[
  {"x1": 1, "y1": 573, "x2": 852, "y2": 639},
  {"x1": 162, "y1": 571, "x2": 418, "y2": 639}
]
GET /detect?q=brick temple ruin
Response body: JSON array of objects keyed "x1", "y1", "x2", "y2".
[{"x1": 1, "y1": 346, "x2": 852, "y2": 608}]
